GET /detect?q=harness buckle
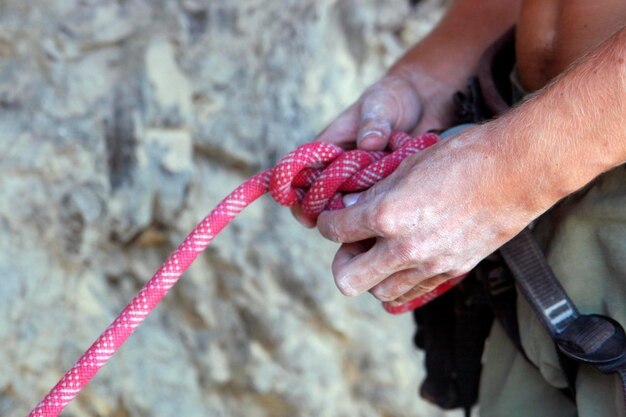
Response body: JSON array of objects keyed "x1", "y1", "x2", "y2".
[{"x1": 555, "y1": 314, "x2": 626, "y2": 374}]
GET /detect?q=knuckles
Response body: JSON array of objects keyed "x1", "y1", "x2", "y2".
[
  {"x1": 394, "y1": 240, "x2": 423, "y2": 266},
  {"x1": 366, "y1": 199, "x2": 400, "y2": 237}
]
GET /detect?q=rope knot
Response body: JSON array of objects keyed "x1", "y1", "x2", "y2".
[{"x1": 269, "y1": 131, "x2": 439, "y2": 221}]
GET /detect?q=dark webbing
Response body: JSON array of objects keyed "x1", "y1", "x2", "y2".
[
  {"x1": 500, "y1": 228, "x2": 579, "y2": 334},
  {"x1": 499, "y1": 228, "x2": 626, "y2": 408}
]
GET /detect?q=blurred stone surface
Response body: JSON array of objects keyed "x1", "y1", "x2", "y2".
[{"x1": 0, "y1": 1, "x2": 458, "y2": 416}]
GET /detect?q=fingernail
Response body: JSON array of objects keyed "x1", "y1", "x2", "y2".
[
  {"x1": 359, "y1": 130, "x2": 384, "y2": 147},
  {"x1": 342, "y1": 193, "x2": 361, "y2": 207}
]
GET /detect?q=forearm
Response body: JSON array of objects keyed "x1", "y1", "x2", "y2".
[
  {"x1": 389, "y1": 0, "x2": 521, "y2": 91},
  {"x1": 485, "y1": 26, "x2": 626, "y2": 216}
]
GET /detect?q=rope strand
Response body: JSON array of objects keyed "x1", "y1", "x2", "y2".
[{"x1": 28, "y1": 131, "x2": 463, "y2": 417}]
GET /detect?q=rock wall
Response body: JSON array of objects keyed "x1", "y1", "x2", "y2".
[{"x1": 0, "y1": 1, "x2": 456, "y2": 416}]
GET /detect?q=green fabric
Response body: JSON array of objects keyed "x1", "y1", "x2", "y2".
[
  {"x1": 479, "y1": 165, "x2": 626, "y2": 416},
  {"x1": 480, "y1": 321, "x2": 577, "y2": 417}
]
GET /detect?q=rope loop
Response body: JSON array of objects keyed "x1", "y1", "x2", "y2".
[
  {"x1": 269, "y1": 142, "x2": 343, "y2": 206},
  {"x1": 269, "y1": 131, "x2": 440, "y2": 221}
]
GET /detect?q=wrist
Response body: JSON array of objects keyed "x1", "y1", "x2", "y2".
[
  {"x1": 452, "y1": 123, "x2": 558, "y2": 229},
  {"x1": 487, "y1": 27, "x2": 626, "y2": 214},
  {"x1": 386, "y1": 64, "x2": 460, "y2": 120},
  {"x1": 388, "y1": 53, "x2": 469, "y2": 96},
  {"x1": 481, "y1": 102, "x2": 603, "y2": 223}
]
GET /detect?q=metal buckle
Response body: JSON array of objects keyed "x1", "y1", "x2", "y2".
[{"x1": 555, "y1": 314, "x2": 626, "y2": 374}]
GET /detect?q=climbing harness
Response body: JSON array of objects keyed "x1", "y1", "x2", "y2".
[
  {"x1": 500, "y1": 228, "x2": 626, "y2": 403},
  {"x1": 27, "y1": 131, "x2": 462, "y2": 417}
]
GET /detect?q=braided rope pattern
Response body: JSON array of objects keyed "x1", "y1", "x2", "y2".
[{"x1": 28, "y1": 131, "x2": 463, "y2": 417}]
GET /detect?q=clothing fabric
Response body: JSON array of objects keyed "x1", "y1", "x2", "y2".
[
  {"x1": 479, "y1": 166, "x2": 626, "y2": 417},
  {"x1": 473, "y1": 58, "x2": 626, "y2": 415}
]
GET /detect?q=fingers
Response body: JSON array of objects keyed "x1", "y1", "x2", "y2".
[
  {"x1": 315, "y1": 106, "x2": 360, "y2": 149},
  {"x1": 369, "y1": 270, "x2": 450, "y2": 302},
  {"x1": 331, "y1": 238, "x2": 454, "y2": 301},
  {"x1": 411, "y1": 94, "x2": 455, "y2": 135},
  {"x1": 290, "y1": 206, "x2": 316, "y2": 228},
  {"x1": 357, "y1": 80, "x2": 421, "y2": 150},
  {"x1": 357, "y1": 93, "x2": 395, "y2": 150},
  {"x1": 413, "y1": 113, "x2": 447, "y2": 136},
  {"x1": 316, "y1": 97, "x2": 396, "y2": 151},
  {"x1": 316, "y1": 199, "x2": 379, "y2": 243},
  {"x1": 290, "y1": 179, "x2": 362, "y2": 229},
  {"x1": 315, "y1": 76, "x2": 423, "y2": 151},
  {"x1": 331, "y1": 239, "x2": 404, "y2": 296}
]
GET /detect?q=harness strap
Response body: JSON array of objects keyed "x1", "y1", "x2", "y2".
[
  {"x1": 479, "y1": 257, "x2": 525, "y2": 355},
  {"x1": 499, "y1": 228, "x2": 626, "y2": 406}
]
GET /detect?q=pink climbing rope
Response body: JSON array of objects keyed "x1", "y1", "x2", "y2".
[{"x1": 28, "y1": 131, "x2": 464, "y2": 417}]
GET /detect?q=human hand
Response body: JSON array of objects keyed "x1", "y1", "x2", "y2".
[
  {"x1": 315, "y1": 126, "x2": 540, "y2": 305},
  {"x1": 293, "y1": 70, "x2": 458, "y2": 227}
]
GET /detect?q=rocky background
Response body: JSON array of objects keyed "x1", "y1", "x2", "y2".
[{"x1": 0, "y1": 1, "x2": 460, "y2": 416}]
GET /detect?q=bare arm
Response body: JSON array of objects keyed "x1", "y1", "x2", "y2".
[
  {"x1": 390, "y1": 0, "x2": 521, "y2": 89},
  {"x1": 316, "y1": 25, "x2": 626, "y2": 304},
  {"x1": 489, "y1": 26, "x2": 626, "y2": 211}
]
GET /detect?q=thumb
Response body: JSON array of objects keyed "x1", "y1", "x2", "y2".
[
  {"x1": 357, "y1": 82, "x2": 422, "y2": 150},
  {"x1": 315, "y1": 105, "x2": 360, "y2": 148},
  {"x1": 357, "y1": 92, "x2": 395, "y2": 151}
]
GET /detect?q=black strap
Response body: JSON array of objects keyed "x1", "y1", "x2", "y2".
[
  {"x1": 499, "y1": 228, "x2": 626, "y2": 406},
  {"x1": 478, "y1": 257, "x2": 525, "y2": 355},
  {"x1": 500, "y1": 229, "x2": 579, "y2": 333}
]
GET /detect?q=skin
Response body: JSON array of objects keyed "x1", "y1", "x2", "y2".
[{"x1": 301, "y1": 0, "x2": 626, "y2": 306}]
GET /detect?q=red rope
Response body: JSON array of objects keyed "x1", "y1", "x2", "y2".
[{"x1": 27, "y1": 131, "x2": 463, "y2": 416}]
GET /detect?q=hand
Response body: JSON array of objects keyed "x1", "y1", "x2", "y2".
[
  {"x1": 315, "y1": 126, "x2": 538, "y2": 303},
  {"x1": 313, "y1": 71, "x2": 456, "y2": 151},
  {"x1": 293, "y1": 69, "x2": 459, "y2": 227}
]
